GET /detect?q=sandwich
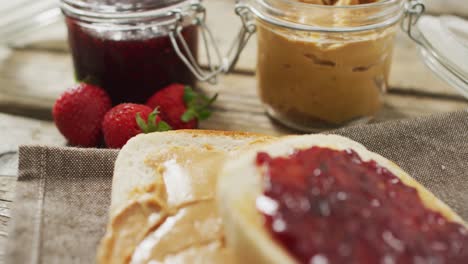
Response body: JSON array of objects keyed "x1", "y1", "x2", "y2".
[
  {"x1": 98, "y1": 131, "x2": 468, "y2": 263},
  {"x1": 97, "y1": 130, "x2": 274, "y2": 264},
  {"x1": 218, "y1": 134, "x2": 468, "y2": 263}
]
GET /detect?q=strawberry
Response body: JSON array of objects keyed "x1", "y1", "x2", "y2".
[
  {"x1": 52, "y1": 83, "x2": 112, "y2": 147},
  {"x1": 146, "y1": 84, "x2": 217, "y2": 130},
  {"x1": 102, "y1": 103, "x2": 171, "y2": 149}
]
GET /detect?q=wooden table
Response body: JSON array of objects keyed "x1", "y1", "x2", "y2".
[{"x1": 0, "y1": 0, "x2": 466, "y2": 262}]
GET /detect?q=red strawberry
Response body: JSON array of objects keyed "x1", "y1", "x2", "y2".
[
  {"x1": 52, "y1": 83, "x2": 112, "y2": 147},
  {"x1": 102, "y1": 103, "x2": 171, "y2": 149},
  {"x1": 146, "y1": 84, "x2": 217, "y2": 130}
]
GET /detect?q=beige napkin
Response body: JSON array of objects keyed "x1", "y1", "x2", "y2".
[
  {"x1": 6, "y1": 148, "x2": 118, "y2": 264},
  {"x1": 6, "y1": 109, "x2": 468, "y2": 263}
]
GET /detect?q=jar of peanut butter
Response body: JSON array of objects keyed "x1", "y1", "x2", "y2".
[{"x1": 233, "y1": 0, "x2": 405, "y2": 131}]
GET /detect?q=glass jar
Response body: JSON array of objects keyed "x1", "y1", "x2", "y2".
[
  {"x1": 60, "y1": 0, "x2": 217, "y2": 104},
  {"x1": 235, "y1": 0, "x2": 405, "y2": 131},
  {"x1": 402, "y1": 0, "x2": 468, "y2": 99}
]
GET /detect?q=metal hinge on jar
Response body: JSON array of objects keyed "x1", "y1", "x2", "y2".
[
  {"x1": 168, "y1": 1, "x2": 256, "y2": 84},
  {"x1": 169, "y1": 2, "x2": 222, "y2": 84},
  {"x1": 401, "y1": 0, "x2": 425, "y2": 45},
  {"x1": 223, "y1": 4, "x2": 257, "y2": 72}
]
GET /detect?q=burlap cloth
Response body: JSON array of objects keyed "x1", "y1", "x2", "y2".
[{"x1": 6, "y1": 110, "x2": 468, "y2": 263}]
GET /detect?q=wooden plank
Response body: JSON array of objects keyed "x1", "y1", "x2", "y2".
[
  {"x1": 0, "y1": 214, "x2": 8, "y2": 263},
  {"x1": 0, "y1": 48, "x2": 73, "y2": 100},
  {"x1": 0, "y1": 113, "x2": 66, "y2": 176},
  {"x1": 377, "y1": 94, "x2": 467, "y2": 121},
  {"x1": 0, "y1": 176, "x2": 15, "y2": 202},
  {"x1": 198, "y1": 74, "x2": 468, "y2": 135},
  {"x1": 0, "y1": 48, "x2": 73, "y2": 119},
  {"x1": 0, "y1": 176, "x2": 15, "y2": 264},
  {"x1": 0, "y1": 71, "x2": 464, "y2": 148},
  {"x1": 0, "y1": 176, "x2": 14, "y2": 263}
]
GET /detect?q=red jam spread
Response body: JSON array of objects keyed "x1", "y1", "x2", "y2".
[
  {"x1": 66, "y1": 18, "x2": 198, "y2": 104},
  {"x1": 256, "y1": 147, "x2": 468, "y2": 264}
]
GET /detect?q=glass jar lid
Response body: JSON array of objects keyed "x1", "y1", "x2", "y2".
[
  {"x1": 237, "y1": 0, "x2": 405, "y2": 32},
  {"x1": 416, "y1": 15, "x2": 468, "y2": 98},
  {"x1": 404, "y1": 1, "x2": 468, "y2": 99},
  {"x1": 62, "y1": 0, "x2": 186, "y2": 13},
  {"x1": 60, "y1": 0, "x2": 195, "y2": 23}
]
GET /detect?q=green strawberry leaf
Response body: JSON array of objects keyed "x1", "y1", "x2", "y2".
[
  {"x1": 181, "y1": 86, "x2": 218, "y2": 124},
  {"x1": 147, "y1": 108, "x2": 160, "y2": 130},
  {"x1": 183, "y1": 86, "x2": 197, "y2": 104},
  {"x1": 136, "y1": 113, "x2": 148, "y2": 132},
  {"x1": 156, "y1": 121, "x2": 172, "y2": 131},
  {"x1": 197, "y1": 109, "x2": 212, "y2": 120},
  {"x1": 136, "y1": 108, "x2": 172, "y2": 133},
  {"x1": 181, "y1": 109, "x2": 198, "y2": 122}
]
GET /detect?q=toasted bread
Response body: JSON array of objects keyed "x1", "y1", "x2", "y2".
[
  {"x1": 98, "y1": 130, "x2": 275, "y2": 264},
  {"x1": 217, "y1": 134, "x2": 467, "y2": 264}
]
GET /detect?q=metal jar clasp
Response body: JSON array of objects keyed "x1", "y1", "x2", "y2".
[
  {"x1": 401, "y1": 0, "x2": 425, "y2": 45},
  {"x1": 168, "y1": 1, "x2": 256, "y2": 84},
  {"x1": 169, "y1": 2, "x2": 222, "y2": 84},
  {"x1": 224, "y1": 3, "x2": 257, "y2": 72}
]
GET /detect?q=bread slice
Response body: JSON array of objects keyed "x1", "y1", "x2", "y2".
[
  {"x1": 98, "y1": 130, "x2": 275, "y2": 264},
  {"x1": 217, "y1": 134, "x2": 467, "y2": 264}
]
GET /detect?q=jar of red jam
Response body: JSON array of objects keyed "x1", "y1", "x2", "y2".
[{"x1": 60, "y1": 0, "x2": 219, "y2": 104}]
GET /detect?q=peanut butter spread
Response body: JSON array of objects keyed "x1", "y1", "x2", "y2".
[
  {"x1": 257, "y1": 0, "x2": 396, "y2": 128},
  {"x1": 97, "y1": 147, "x2": 235, "y2": 264}
]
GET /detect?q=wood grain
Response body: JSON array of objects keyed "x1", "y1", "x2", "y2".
[
  {"x1": 0, "y1": 176, "x2": 15, "y2": 264},
  {"x1": 0, "y1": 48, "x2": 73, "y2": 119},
  {"x1": 0, "y1": 113, "x2": 66, "y2": 176},
  {"x1": 198, "y1": 74, "x2": 467, "y2": 135}
]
